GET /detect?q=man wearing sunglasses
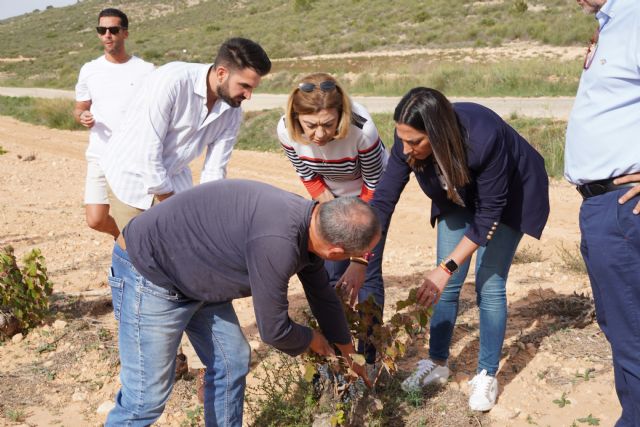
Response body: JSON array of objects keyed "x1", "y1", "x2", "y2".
[
  {"x1": 101, "y1": 37, "x2": 270, "y2": 232},
  {"x1": 565, "y1": 1, "x2": 640, "y2": 425},
  {"x1": 73, "y1": 8, "x2": 154, "y2": 239}
]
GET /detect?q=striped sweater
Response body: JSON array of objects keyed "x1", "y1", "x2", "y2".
[{"x1": 277, "y1": 102, "x2": 388, "y2": 202}]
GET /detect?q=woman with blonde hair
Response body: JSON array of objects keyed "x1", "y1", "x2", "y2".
[{"x1": 277, "y1": 73, "x2": 388, "y2": 367}]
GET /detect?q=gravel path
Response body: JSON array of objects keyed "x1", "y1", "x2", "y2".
[{"x1": 0, "y1": 86, "x2": 575, "y2": 119}]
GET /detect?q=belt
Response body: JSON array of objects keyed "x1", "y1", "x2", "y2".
[{"x1": 576, "y1": 177, "x2": 639, "y2": 199}]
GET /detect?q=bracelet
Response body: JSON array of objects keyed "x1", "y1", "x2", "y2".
[
  {"x1": 438, "y1": 261, "x2": 453, "y2": 276},
  {"x1": 349, "y1": 256, "x2": 369, "y2": 266}
]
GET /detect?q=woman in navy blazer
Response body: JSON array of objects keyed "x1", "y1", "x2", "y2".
[{"x1": 345, "y1": 87, "x2": 549, "y2": 410}]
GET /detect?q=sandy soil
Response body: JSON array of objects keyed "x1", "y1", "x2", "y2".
[
  {"x1": 0, "y1": 116, "x2": 621, "y2": 426},
  {"x1": 273, "y1": 41, "x2": 584, "y2": 63}
]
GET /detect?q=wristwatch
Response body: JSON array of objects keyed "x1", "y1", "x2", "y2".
[{"x1": 441, "y1": 258, "x2": 459, "y2": 274}]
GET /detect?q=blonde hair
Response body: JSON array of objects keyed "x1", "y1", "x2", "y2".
[{"x1": 285, "y1": 73, "x2": 352, "y2": 144}]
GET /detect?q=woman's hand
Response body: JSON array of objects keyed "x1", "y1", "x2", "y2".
[
  {"x1": 416, "y1": 267, "x2": 451, "y2": 307},
  {"x1": 336, "y1": 262, "x2": 367, "y2": 307}
]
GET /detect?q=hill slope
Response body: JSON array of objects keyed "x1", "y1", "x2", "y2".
[{"x1": 0, "y1": 0, "x2": 594, "y2": 90}]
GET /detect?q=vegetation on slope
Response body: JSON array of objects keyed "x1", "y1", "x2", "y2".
[{"x1": 0, "y1": 0, "x2": 594, "y2": 94}]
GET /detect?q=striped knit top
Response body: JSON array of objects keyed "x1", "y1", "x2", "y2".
[{"x1": 277, "y1": 102, "x2": 388, "y2": 202}]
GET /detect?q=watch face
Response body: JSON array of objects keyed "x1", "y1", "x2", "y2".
[{"x1": 445, "y1": 259, "x2": 458, "y2": 273}]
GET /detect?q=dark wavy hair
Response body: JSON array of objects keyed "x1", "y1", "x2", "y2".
[
  {"x1": 394, "y1": 87, "x2": 470, "y2": 201},
  {"x1": 214, "y1": 38, "x2": 271, "y2": 76}
]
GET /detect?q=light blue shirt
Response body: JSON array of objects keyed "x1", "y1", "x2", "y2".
[{"x1": 565, "y1": 0, "x2": 640, "y2": 185}]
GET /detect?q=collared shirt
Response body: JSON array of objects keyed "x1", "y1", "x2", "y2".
[
  {"x1": 123, "y1": 179, "x2": 351, "y2": 356},
  {"x1": 75, "y1": 55, "x2": 154, "y2": 160},
  {"x1": 101, "y1": 62, "x2": 242, "y2": 209},
  {"x1": 565, "y1": 0, "x2": 640, "y2": 185}
]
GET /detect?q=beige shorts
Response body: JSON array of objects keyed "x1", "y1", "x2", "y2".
[
  {"x1": 107, "y1": 186, "x2": 156, "y2": 233},
  {"x1": 84, "y1": 158, "x2": 109, "y2": 205}
]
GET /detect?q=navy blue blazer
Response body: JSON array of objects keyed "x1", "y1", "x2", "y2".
[{"x1": 373, "y1": 102, "x2": 550, "y2": 246}]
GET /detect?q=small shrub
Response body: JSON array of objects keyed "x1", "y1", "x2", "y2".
[
  {"x1": 553, "y1": 391, "x2": 570, "y2": 408},
  {"x1": 6, "y1": 408, "x2": 26, "y2": 422},
  {"x1": 0, "y1": 246, "x2": 54, "y2": 336},
  {"x1": 576, "y1": 414, "x2": 600, "y2": 425},
  {"x1": 246, "y1": 350, "x2": 317, "y2": 426},
  {"x1": 293, "y1": 0, "x2": 315, "y2": 12},
  {"x1": 143, "y1": 49, "x2": 164, "y2": 62},
  {"x1": 557, "y1": 243, "x2": 587, "y2": 274},
  {"x1": 180, "y1": 405, "x2": 203, "y2": 427},
  {"x1": 0, "y1": 146, "x2": 6, "y2": 155},
  {"x1": 513, "y1": 245, "x2": 545, "y2": 264},
  {"x1": 512, "y1": 0, "x2": 528, "y2": 15},
  {"x1": 414, "y1": 11, "x2": 431, "y2": 23}
]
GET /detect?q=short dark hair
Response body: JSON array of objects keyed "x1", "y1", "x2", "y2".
[
  {"x1": 317, "y1": 197, "x2": 380, "y2": 253},
  {"x1": 98, "y1": 8, "x2": 128, "y2": 29},
  {"x1": 214, "y1": 38, "x2": 271, "y2": 76}
]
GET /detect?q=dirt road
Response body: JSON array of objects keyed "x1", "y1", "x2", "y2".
[
  {"x1": 0, "y1": 86, "x2": 575, "y2": 119},
  {"x1": 0, "y1": 116, "x2": 619, "y2": 426}
]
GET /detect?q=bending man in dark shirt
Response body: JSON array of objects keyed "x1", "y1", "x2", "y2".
[{"x1": 105, "y1": 179, "x2": 380, "y2": 427}]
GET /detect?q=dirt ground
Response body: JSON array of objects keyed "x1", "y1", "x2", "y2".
[{"x1": 0, "y1": 115, "x2": 621, "y2": 426}]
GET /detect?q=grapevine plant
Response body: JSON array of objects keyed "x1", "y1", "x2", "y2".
[
  {"x1": 301, "y1": 288, "x2": 433, "y2": 422},
  {"x1": 0, "y1": 245, "x2": 53, "y2": 337}
]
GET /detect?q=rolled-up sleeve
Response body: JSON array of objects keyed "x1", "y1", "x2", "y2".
[{"x1": 200, "y1": 109, "x2": 242, "y2": 183}]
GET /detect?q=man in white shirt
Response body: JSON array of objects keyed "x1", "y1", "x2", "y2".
[
  {"x1": 101, "y1": 37, "x2": 271, "y2": 232},
  {"x1": 73, "y1": 8, "x2": 154, "y2": 239}
]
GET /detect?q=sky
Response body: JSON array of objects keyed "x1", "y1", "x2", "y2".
[{"x1": 0, "y1": 0, "x2": 78, "y2": 21}]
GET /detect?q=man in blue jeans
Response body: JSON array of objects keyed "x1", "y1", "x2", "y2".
[
  {"x1": 105, "y1": 179, "x2": 378, "y2": 426},
  {"x1": 566, "y1": 0, "x2": 640, "y2": 425}
]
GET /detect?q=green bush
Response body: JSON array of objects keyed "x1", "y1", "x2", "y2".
[
  {"x1": 246, "y1": 351, "x2": 317, "y2": 426},
  {"x1": 0, "y1": 246, "x2": 54, "y2": 333},
  {"x1": 0, "y1": 96, "x2": 83, "y2": 130},
  {"x1": 512, "y1": 0, "x2": 528, "y2": 15},
  {"x1": 236, "y1": 110, "x2": 284, "y2": 152},
  {"x1": 508, "y1": 116, "x2": 567, "y2": 178}
]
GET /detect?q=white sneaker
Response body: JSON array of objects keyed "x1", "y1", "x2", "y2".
[
  {"x1": 468, "y1": 369, "x2": 498, "y2": 411},
  {"x1": 401, "y1": 359, "x2": 450, "y2": 392}
]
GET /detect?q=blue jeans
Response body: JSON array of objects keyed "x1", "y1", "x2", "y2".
[
  {"x1": 106, "y1": 244, "x2": 250, "y2": 427},
  {"x1": 580, "y1": 189, "x2": 640, "y2": 427},
  {"x1": 429, "y1": 208, "x2": 523, "y2": 376},
  {"x1": 325, "y1": 232, "x2": 386, "y2": 364}
]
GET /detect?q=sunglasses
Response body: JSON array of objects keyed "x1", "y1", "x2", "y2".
[
  {"x1": 298, "y1": 81, "x2": 337, "y2": 92},
  {"x1": 96, "y1": 26, "x2": 124, "y2": 35}
]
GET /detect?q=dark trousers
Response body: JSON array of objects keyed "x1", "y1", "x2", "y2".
[
  {"x1": 324, "y1": 232, "x2": 386, "y2": 364},
  {"x1": 580, "y1": 189, "x2": 640, "y2": 427}
]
